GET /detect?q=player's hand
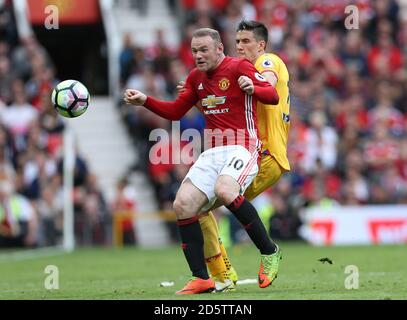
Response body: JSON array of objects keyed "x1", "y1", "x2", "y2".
[
  {"x1": 123, "y1": 89, "x2": 147, "y2": 105},
  {"x1": 238, "y1": 76, "x2": 254, "y2": 95},
  {"x1": 176, "y1": 80, "x2": 186, "y2": 95}
]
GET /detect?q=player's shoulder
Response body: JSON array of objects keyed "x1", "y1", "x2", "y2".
[
  {"x1": 221, "y1": 56, "x2": 255, "y2": 77},
  {"x1": 257, "y1": 53, "x2": 286, "y2": 69},
  {"x1": 227, "y1": 56, "x2": 252, "y2": 68}
]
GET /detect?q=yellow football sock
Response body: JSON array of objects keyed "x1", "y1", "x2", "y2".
[
  {"x1": 199, "y1": 212, "x2": 227, "y2": 278},
  {"x1": 219, "y1": 239, "x2": 232, "y2": 271},
  {"x1": 204, "y1": 211, "x2": 235, "y2": 273}
]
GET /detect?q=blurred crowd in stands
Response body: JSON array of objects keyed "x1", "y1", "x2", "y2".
[
  {"x1": 119, "y1": 0, "x2": 407, "y2": 243},
  {"x1": 2, "y1": 0, "x2": 407, "y2": 249},
  {"x1": 0, "y1": 1, "x2": 110, "y2": 248}
]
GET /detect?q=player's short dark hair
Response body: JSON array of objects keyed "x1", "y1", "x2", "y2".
[
  {"x1": 192, "y1": 28, "x2": 222, "y2": 44},
  {"x1": 237, "y1": 20, "x2": 268, "y2": 44}
]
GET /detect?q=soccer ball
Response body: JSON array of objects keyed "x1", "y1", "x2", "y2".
[{"x1": 51, "y1": 80, "x2": 90, "y2": 118}]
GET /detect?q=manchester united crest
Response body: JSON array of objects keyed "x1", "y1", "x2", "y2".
[{"x1": 218, "y1": 78, "x2": 230, "y2": 91}]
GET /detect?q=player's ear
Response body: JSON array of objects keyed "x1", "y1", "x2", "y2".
[
  {"x1": 259, "y1": 40, "x2": 266, "y2": 51},
  {"x1": 217, "y1": 41, "x2": 224, "y2": 53}
]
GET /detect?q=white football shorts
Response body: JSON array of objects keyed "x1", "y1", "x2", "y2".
[{"x1": 183, "y1": 145, "x2": 259, "y2": 211}]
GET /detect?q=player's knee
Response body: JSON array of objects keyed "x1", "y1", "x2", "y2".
[
  {"x1": 214, "y1": 184, "x2": 238, "y2": 205},
  {"x1": 173, "y1": 198, "x2": 185, "y2": 216},
  {"x1": 173, "y1": 196, "x2": 194, "y2": 219}
]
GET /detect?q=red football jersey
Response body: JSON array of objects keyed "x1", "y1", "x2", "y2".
[
  {"x1": 183, "y1": 56, "x2": 271, "y2": 153},
  {"x1": 144, "y1": 56, "x2": 277, "y2": 153}
]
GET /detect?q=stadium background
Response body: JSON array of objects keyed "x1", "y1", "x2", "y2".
[{"x1": 1, "y1": 0, "x2": 407, "y2": 300}]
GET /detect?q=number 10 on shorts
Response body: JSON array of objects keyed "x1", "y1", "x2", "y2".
[{"x1": 228, "y1": 156, "x2": 244, "y2": 170}]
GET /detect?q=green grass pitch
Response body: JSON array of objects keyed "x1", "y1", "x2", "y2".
[{"x1": 0, "y1": 242, "x2": 406, "y2": 300}]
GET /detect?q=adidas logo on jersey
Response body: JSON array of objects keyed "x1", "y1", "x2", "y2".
[{"x1": 198, "y1": 83, "x2": 203, "y2": 90}]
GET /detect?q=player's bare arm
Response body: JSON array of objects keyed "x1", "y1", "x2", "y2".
[{"x1": 261, "y1": 71, "x2": 278, "y2": 87}]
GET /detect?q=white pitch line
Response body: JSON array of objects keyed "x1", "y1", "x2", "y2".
[
  {"x1": 236, "y1": 279, "x2": 257, "y2": 285},
  {"x1": 0, "y1": 246, "x2": 68, "y2": 263}
]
